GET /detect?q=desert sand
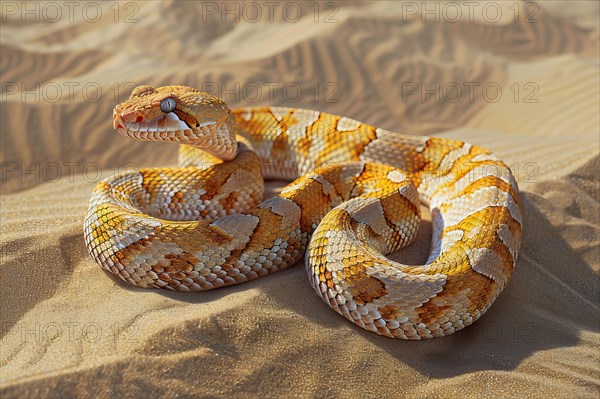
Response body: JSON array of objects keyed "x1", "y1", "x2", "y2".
[{"x1": 1, "y1": 1, "x2": 599, "y2": 397}]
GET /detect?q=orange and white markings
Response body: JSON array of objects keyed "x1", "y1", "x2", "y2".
[
  {"x1": 336, "y1": 116, "x2": 362, "y2": 132},
  {"x1": 85, "y1": 85, "x2": 523, "y2": 339}
]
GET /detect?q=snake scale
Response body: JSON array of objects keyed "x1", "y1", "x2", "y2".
[{"x1": 84, "y1": 85, "x2": 522, "y2": 339}]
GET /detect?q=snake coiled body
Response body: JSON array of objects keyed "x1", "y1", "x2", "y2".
[{"x1": 84, "y1": 85, "x2": 522, "y2": 339}]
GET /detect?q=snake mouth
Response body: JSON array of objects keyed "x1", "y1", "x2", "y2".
[{"x1": 113, "y1": 110, "x2": 217, "y2": 142}]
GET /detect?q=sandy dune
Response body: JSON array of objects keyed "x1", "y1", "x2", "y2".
[{"x1": 1, "y1": 1, "x2": 599, "y2": 397}]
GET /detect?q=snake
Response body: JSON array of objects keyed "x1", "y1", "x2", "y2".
[{"x1": 84, "y1": 85, "x2": 522, "y2": 340}]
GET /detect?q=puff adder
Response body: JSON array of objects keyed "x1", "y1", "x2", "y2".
[{"x1": 84, "y1": 85, "x2": 522, "y2": 339}]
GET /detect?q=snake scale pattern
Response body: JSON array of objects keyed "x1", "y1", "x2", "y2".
[{"x1": 84, "y1": 85, "x2": 522, "y2": 339}]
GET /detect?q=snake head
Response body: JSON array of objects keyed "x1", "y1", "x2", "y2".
[{"x1": 112, "y1": 85, "x2": 231, "y2": 144}]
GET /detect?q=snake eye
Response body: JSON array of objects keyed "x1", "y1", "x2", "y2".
[{"x1": 160, "y1": 98, "x2": 176, "y2": 113}]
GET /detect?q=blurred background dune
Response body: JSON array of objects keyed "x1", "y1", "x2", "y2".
[{"x1": 1, "y1": 1, "x2": 599, "y2": 398}]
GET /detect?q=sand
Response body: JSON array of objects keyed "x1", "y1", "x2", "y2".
[{"x1": 1, "y1": 1, "x2": 599, "y2": 397}]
